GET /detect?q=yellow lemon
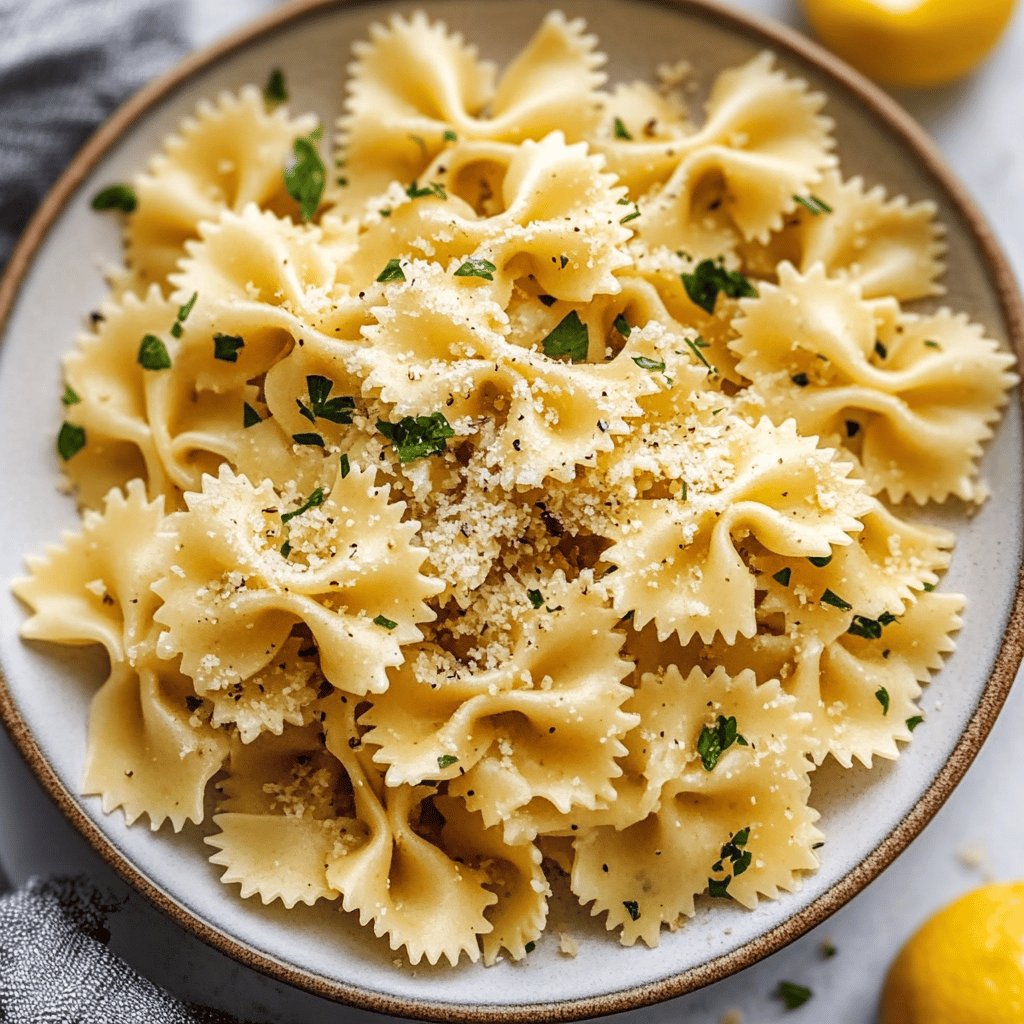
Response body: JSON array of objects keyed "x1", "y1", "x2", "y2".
[
  {"x1": 800, "y1": 0, "x2": 1018, "y2": 87},
  {"x1": 880, "y1": 882, "x2": 1024, "y2": 1023}
]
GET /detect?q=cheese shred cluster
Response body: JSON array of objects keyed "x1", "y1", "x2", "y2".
[{"x1": 16, "y1": 12, "x2": 1016, "y2": 965}]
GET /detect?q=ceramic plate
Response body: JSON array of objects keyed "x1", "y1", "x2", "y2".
[{"x1": 1, "y1": 1, "x2": 1022, "y2": 1020}]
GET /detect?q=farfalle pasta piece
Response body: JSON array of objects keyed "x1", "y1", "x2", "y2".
[
  {"x1": 153, "y1": 463, "x2": 441, "y2": 697},
  {"x1": 572, "y1": 667, "x2": 820, "y2": 946},
  {"x1": 745, "y1": 170, "x2": 946, "y2": 300},
  {"x1": 323, "y1": 702, "x2": 497, "y2": 965},
  {"x1": 206, "y1": 724, "x2": 354, "y2": 907},
  {"x1": 601, "y1": 416, "x2": 870, "y2": 643},
  {"x1": 363, "y1": 571, "x2": 636, "y2": 833},
  {"x1": 336, "y1": 11, "x2": 605, "y2": 207},
  {"x1": 127, "y1": 88, "x2": 320, "y2": 289},
  {"x1": 732, "y1": 263, "x2": 1018, "y2": 502}
]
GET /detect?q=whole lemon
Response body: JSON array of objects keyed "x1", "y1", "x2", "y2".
[
  {"x1": 880, "y1": 882, "x2": 1024, "y2": 1023},
  {"x1": 800, "y1": 0, "x2": 1018, "y2": 88}
]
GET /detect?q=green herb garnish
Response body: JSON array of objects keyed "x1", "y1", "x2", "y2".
[
  {"x1": 264, "y1": 68, "x2": 288, "y2": 108},
  {"x1": 405, "y1": 179, "x2": 447, "y2": 200},
  {"x1": 707, "y1": 876, "x2": 732, "y2": 898},
  {"x1": 791, "y1": 372, "x2": 810, "y2": 387},
  {"x1": 681, "y1": 258, "x2": 758, "y2": 313},
  {"x1": 281, "y1": 486, "x2": 325, "y2": 524},
  {"x1": 847, "y1": 611, "x2": 897, "y2": 640},
  {"x1": 57, "y1": 422, "x2": 86, "y2": 461},
  {"x1": 377, "y1": 258, "x2": 406, "y2": 282},
  {"x1": 340, "y1": 453, "x2": 351, "y2": 478},
  {"x1": 541, "y1": 310, "x2": 589, "y2": 363},
  {"x1": 374, "y1": 614, "x2": 398, "y2": 630},
  {"x1": 622, "y1": 900, "x2": 640, "y2": 921},
  {"x1": 377, "y1": 413, "x2": 454, "y2": 463},
  {"x1": 537, "y1": 294, "x2": 557, "y2": 307},
  {"x1": 243, "y1": 402, "x2": 262, "y2": 428},
  {"x1": 793, "y1": 194, "x2": 833, "y2": 216},
  {"x1": 773, "y1": 567, "x2": 792, "y2": 586},
  {"x1": 875, "y1": 687, "x2": 890, "y2": 715},
  {"x1": 527, "y1": 589, "x2": 544, "y2": 609},
  {"x1": 280, "y1": 539, "x2": 292, "y2": 558},
  {"x1": 776, "y1": 981, "x2": 812, "y2": 1010},
  {"x1": 697, "y1": 715, "x2": 747, "y2": 771},
  {"x1": 820, "y1": 588, "x2": 852, "y2": 611},
  {"x1": 137, "y1": 334, "x2": 171, "y2": 371},
  {"x1": 454, "y1": 257, "x2": 497, "y2": 281},
  {"x1": 61, "y1": 385, "x2": 80, "y2": 406},
  {"x1": 619, "y1": 204, "x2": 641, "y2": 224},
  {"x1": 632, "y1": 355, "x2": 666, "y2": 372},
  {"x1": 437, "y1": 754, "x2": 459, "y2": 770},
  {"x1": 443, "y1": 129, "x2": 458, "y2": 142},
  {"x1": 90, "y1": 184, "x2": 137, "y2": 213},
  {"x1": 924, "y1": 339, "x2": 941, "y2": 349},
  {"x1": 169, "y1": 291, "x2": 197, "y2": 339},
  {"x1": 297, "y1": 374, "x2": 355, "y2": 425},
  {"x1": 684, "y1": 335, "x2": 714, "y2": 372},
  {"x1": 524, "y1": 941, "x2": 536, "y2": 953},
  {"x1": 614, "y1": 314, "x2": 632, "y2": 338},
  {"x1": 213, "y1": 333, "x2": 245, "y2": 362},
  {"x1": 613, "y1": 116, "x2": 633, "y2": 140},
  {"x1": 284, "y1": 133, "x2": 326, "y2": 222},
  {"x1": 906, "y1": 715, "x2": 924, "y2": 732},
  {"x1": 292, "y1": 432, "x2": 325, "y2": 447},
  {"x1": 807, "y1": 554, "x2": 832, "y2": 567}
]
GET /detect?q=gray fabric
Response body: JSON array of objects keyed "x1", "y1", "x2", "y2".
[
  {"x1": 0, "y1": 0, "x2": 189, "y2": 267},
  {"x1": 0, "y1": 877, "x2": 242, "y2": 1023}
]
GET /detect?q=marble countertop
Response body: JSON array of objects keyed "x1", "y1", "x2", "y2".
[{"x1": 2, "y1": 2, "x2": 1021, "y2": 1022}]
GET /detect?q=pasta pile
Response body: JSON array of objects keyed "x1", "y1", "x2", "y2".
[{"x1": 16, "y1": 12, "x2": 1016, "y2": 965}]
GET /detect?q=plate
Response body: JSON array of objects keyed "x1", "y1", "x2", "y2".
[{"x1": 1, "y1": 1, "x2": 1022, "y2": 1020}]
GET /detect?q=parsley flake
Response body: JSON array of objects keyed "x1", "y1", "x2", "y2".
[
  {"x1": 776, "y1": 981, "x2": 813, "y2": 1010},
  {"x1": 791, "y1": 372, "x2": 810, "y2": 387},
  {"x1": 280, "y1": 539, "x2": 292, "y2": 558},
  {"x1": 773, "y1": 567, "x2": 792, "y2": 587},
  {"x1": 213, "y1": 333, "x2": 245, "y2": 362},
  {"x1": 614, "y1": 313, "x2": 632, "y2": 338},
  {"x1": 137, "y1": 334, "x2": 171, "y2": 371},
  {"x1": 875, "y1": 687, "x2": 890, "y2": 715},
  {"x1": 821, "y1": 940, "x2": 838, "y2": 959},
  {"x1": 793, "y1": 194, "x2": 833, "y2": 216},
  {"x1": 541, "y1": 310, "x2": 589, "y2": 363},
  {"x1": 169, "y1": 291, "x2": 197, "y2": 338},
  {"x1": 619, "y1": 204, "x2": 641, "y2": 224},
  {"x1": 622, "y1": 900, "x2": 641, "y2": 921},
  {"x1": 264, "y1": 67, "x2": 288, "y2": 108},
  {"x1": 297, "y1": 374, "x2": 355, "y2": 425},
  {"x1": 807, "y1": 554, "x2": 832, "y2": 567},
  {"x1": 527, "y1": 589, "x2": 544, "y2": 609},
  {"x1": 684, "y1": 335, "x2": 715, "y2": 372},
  {"x1": 377, "y1": 413, "x2": 454, "y2": 463},
  {"x1": 454, "y1": 257, "x2": 497, "y2": 281},
  {"x1": 820, "y1": 588, "x2": 852, "y2": 611},
  {"x1": 924, "y1": 339, "x2": 941, "y2": 349},
  {"x1": 377, "y1": 258, "x2": 406, "y2": 282},
  {"x1": 243, "y1": 402, "x2": 262, "y2": 428},
  {"x1": 443, "y1": 129, "x2": 458, "y2": 142},
  {"x1": 922, "y1": 581, "x2": 937, "y2": 592},
  {"x1": 537, "y1": 294, "x2": 557, "y2": 307},
  {"x1": 906, "y1": 715, "x2": 924, "y2": 732},
  {"x1": 292, "y1": 432, "x2": 325, "y2": 447},
  {"x1": 405, "y1": 179, "x2": 447, "y2": 200},
  {"x1": 281, "y1": 487, "x2": 325, "y2": 524},
  {"x1": 90, "y1": 183, "x2": 137, "y2": 213},
  {"x1": 681, "y1": 258, "x2": 758, "y2": 313},
  {"x1": 57, "y1": 422, "x2": 86, "y2": 461},
  {"x1": 437, "y1": 754, "x2": 459, "y2": 770},
  {"x1": 707, "y1": 876, "x2": 732, "y2": 898},
  {"x1": 61, "y1": 385, "x2": 81, "y2": 406},
  {"x1": 613, "y1": 116, "x2": 633, "y2": 140},
  {"x1": 697, "y1": 715, "x2": 747, "y2": 771},
  {"x1": 874, "y1": 339, "x2": 888, "y2": 360},
  {"x1": 847, "y1": 611, "x2": 897, "y2": 640},
  {"x1": 284, "y1": 133, "x2": 326, "y2": 222},
  {"x1": 632, "y1": 355, "x2": 666, "y2": 372},
  {"x1": 374, "y1": 614, "x2": 398, "y2": 630},
  {"x1": 340, "y1": 453, "x2": 351, "y2": 478},
  {"x1": 524, "y1": 941, "x2": 536, "y2": 953}
]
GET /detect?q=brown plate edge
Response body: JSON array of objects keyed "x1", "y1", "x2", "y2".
[{"x1": 0, "y1": 0, "x2": 1022, "y2": 1021}]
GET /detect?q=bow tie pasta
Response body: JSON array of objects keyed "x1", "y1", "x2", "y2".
[{"x1": 16, "y1": 10, "x2": 1016, "y2": 966}]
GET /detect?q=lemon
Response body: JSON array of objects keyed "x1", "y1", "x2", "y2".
[
  {"x1": 800, "y1": 0, "x2": 1018, "y2": 87},
  {"x1": 880, "y1": 882, "x2": 1024, "y2": 1023}
]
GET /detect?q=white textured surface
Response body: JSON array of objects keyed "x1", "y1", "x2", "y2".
[{"x1": 0, "y1": 1, "x2": 1022, "y2": 1022}]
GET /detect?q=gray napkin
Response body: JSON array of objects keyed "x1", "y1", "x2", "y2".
[{"x1": 0, "y1": 0, "x2": 188, "y2": 267}]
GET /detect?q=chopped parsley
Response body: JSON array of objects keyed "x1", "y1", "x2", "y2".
[
  {"x1": 922, "y1": 581, "x2": 936, "y2": 592},
  {"x1": 243, "y1": 402, "x2": 262, "y2": 428},
  {"x1": 454, "y1": 257, "x2": 497, "y2": 281},
  {"x1": 875, "y1": 686, "x2": 890, "y2": 715},
  {"x1": 377, "y1": 412, "x2": 454, "y2": 463},
  {"x1": 264, "y1": 67, "x2": 288, "y2": 108},
  {"x1": 57, "y1": 422, "x2": 86, "y2": 461},
  {"x1": 284, "y1": 132, "x2": 326, "y2": 222},
  {"x1": 280, "y1": 539, "x2": 292, "y2": 558},
  {"x1": 791, "y1": 372, "x2": 810, "y2": 387},
  {"x1": 613, "y1": 116, "x2": 633, "y2": 140},
  {"x1": 443, "y1": 129, "x2": 458, "y2": 142},
  {"x1": 847, "y1": 611, "x2": 897, "y2": 640},
  {"x1": 524, "y1": 941, "x2": 536, "y2": 953},
  {"x1": 708, "y1": 828, "x2": 752, "y2": 898},
  {"x1": 820, "y1": 588, "x2": 852, "y2": 611},
  {"x1": 374, "y1": 614, "x2": 398, "y2": 630},
  {"x1": 541, "y1": 310, "x2": 589, "y2": 363},
  {"x1": 681, "y1": 258, "x2": 758, "y2": 314},
  {"x1": 213, "y1": 333, "x2": 245, "y2": 362},
  {"x1": 924, "y1": 339, "x2": 941, "y2": 349},
  {"x1": 377, "y1": 258, "x2": 406, "y2": 282},
  {"x1": 169, "y1": 291, "x2": 197, "y2": 338},
  {"x1": 90, "y1": 183, "x2": 137, "y2": 213},
  {"x1": 773, "y1": 567, "x2": 792, "y2": 586},
  {"x1": 632, "y1": 355, "x2": 666, "y2": 371},
  {"x1": 619, "y1": 203, "x2": 641, "y2": 225},
  {"x1": 776, "y1": 981, "x2": 813, "y2": 1010},
  {"x1": 527, "y1": 589, "x2": 544, "y2": 609},
  {"x1": 61, "y1": 385, "x2": 80, "y2": 406},
  {"x1": 292, "y1": 432, "x2": 325, "y2": 447},
  {"x1": 906, "y1": 715, "x2": 924, "y2": 732},
  {"x1": 537, "y1": 294, "x2": 557, "y2": 307},
  {"x1": 793, "y1": 194, "x2": 833, "y2": 216},
  {"x1": 874, "y1": 339, "x2": 888, "y2": 360},
  {"x1": 405, "y1": 179, "x2": 447, "y2": 200},
  {"x1": 622, "y1": 900, "x2": 641, "y2": 921},
  {"x1": 297, "y1": 374, "x2": 355, "y2": 425},
  {"x1": 807, "y1": 554, "x2": 832, "y2": 567},
  {"x1": 707, "y1": 876, "x2": 732, "y2": 898},
  {"x1": 613, "y1": 314, "x2": 632, "y2": 338},
  {"x1": 684, "y1": 335, "x2": 715, "y2": 372},
  {"x1": 821, "y1": 940, "x2": 837, "y2": 959},
  {"x1": 281, "y1": 486, "x2": 325, "y2": 524},
  {"x1": 697, "y1": 715, "x2": 748, "y2": 771},
  {"x1": 437, "y1": 754, "x2": 459, "y2": 770},
  {"x1": 137, "y1": 334, "x2": 171, "y2": 371},
  {"x1": 340, "y1": 453, "x2": 351, "y2": 478}
]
